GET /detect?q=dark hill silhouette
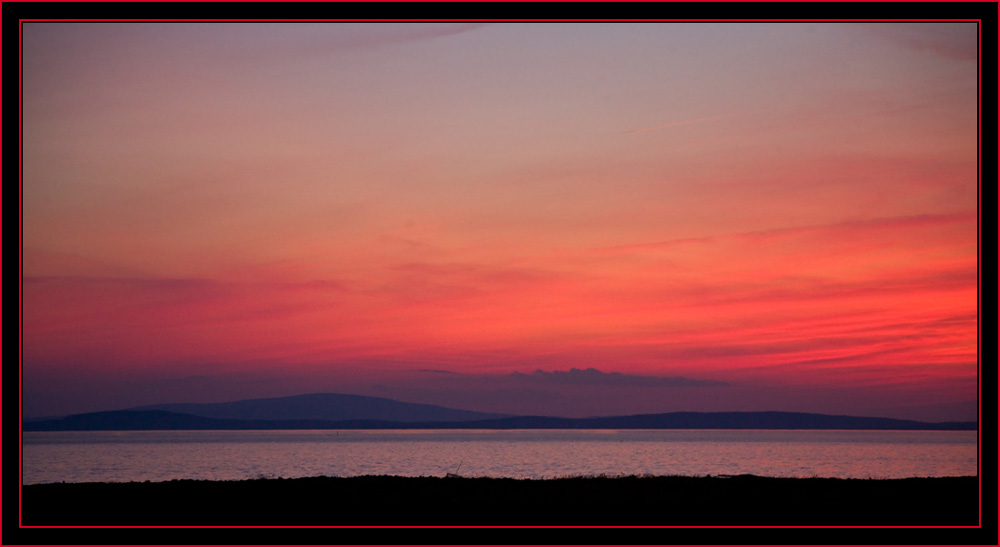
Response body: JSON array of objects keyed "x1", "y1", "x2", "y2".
[
  {"x1": 23, "y1": 408, "x2": 977, "y2": 431},
  {"x1": 25, "y1": 410, "x2": 257, "y2": 431},
  {"x1": 129, "y1": 392, "x2": 510, "y2": 422},
  {"x1": 460, "y1": 411, "x2": 977, "y2": 430}
]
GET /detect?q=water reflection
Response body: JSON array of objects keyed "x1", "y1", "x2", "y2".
[{"x1": 22, "y1": 429, "x2": 978, "y2": 484}]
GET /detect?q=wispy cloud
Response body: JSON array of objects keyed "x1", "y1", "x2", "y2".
[
  {"x1": 511, "y1": 367, "x2": 726, "y2": 388},
  {"x1": 234, "y1": 23, "x2": 492, "y2": 60},
  {"x1": 856, "y1": 22, "x2": 978, "y2": 62},
  {"x1": 591, "y1": 212, "x2": 975, "y2": 256}
]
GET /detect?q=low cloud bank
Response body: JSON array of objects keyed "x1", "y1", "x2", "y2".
[{"x1": 510, "y1": 367, "x2": 727, "y2": 388}]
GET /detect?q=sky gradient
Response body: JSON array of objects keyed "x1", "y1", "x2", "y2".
[{"x1": 21, "y1": 22, "x2": 979, "y2": 421}]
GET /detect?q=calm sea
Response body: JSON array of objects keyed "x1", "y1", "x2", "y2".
[{"x1": 21, "y1": 429, "x2": 977, "y2": 484}]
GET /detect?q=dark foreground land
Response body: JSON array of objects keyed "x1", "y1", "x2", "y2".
[{"x1": 22, "y1": 474, "x2": 978, "y2": 527}]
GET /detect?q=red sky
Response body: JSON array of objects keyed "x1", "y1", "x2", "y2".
[{"x1": 21, "y1": 22, "x2": 979, "y2": 421}]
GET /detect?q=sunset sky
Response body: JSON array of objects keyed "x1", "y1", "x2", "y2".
[{"x1": 21, "y1": 22, "x2": 979, "y2": 421}]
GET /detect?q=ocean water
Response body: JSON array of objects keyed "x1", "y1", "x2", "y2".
[{"x1": 21, "y1": 429, "x2": 978, "y2": 484}]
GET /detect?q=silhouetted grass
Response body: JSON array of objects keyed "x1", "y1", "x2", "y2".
[{"x1": 21, "y1": 474, "x2": 978, "y2": 526}]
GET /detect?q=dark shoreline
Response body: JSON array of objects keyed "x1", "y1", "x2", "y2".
[{"x1": 21, "y1": 474, "x2": 979, "y2": 527}]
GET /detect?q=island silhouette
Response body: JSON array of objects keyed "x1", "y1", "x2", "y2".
[{"x1": 23, "y1": 392, "x2": 977, "y2": 431}]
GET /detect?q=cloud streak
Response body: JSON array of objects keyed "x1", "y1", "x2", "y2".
[
  {"x1": 511, "y1": 368, "x2": 727, "y2": 388},
  {"x1": 856, "y1": 22, "x2": 978, "y2": 62},
  {"x1": 592, "y1": 213, "x2": 975, "y2": 256}
]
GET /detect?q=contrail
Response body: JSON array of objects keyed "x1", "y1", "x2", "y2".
[{"x1": 623, "y1": 114, "x2": 730, "y2": 134}]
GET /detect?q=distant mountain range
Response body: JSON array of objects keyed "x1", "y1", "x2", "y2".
[
  {"x1": 130, "y1": 392, "x2": 510, "y2": 423},
  {"x1": 23, "y1": 393, "x2": 977, "y2": 431}
]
